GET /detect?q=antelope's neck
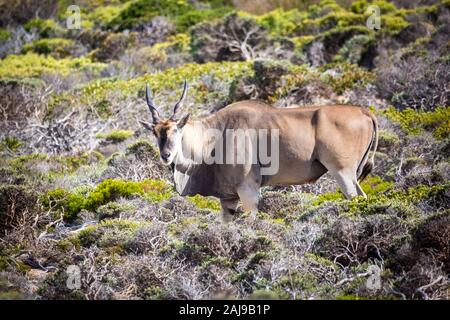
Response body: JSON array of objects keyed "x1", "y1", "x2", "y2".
[{"x1": 174, "y1": 115, "x2": 222, "y2": 171}]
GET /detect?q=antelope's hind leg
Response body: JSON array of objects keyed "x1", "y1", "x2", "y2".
[
  {"x1": 236, "y1": 183, "x2": 259, "y2": 219},
  {"x1": 355, "y1": 180, "x2": 367, "y2": 198},
  {"x1": 329, "y1": 169, "x2": 359, "y2": 200},
  {"x1": 220, "y1": 198, "x2": 239, "y2": 223}
]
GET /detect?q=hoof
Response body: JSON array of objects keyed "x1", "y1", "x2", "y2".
[{"x1": 220, "y1": 212, "x2": 233, "y2": 223}]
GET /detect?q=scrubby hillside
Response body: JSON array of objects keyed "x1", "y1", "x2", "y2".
[{"x1": 0, "y1": 0, "x2": 449, "y2": 300}]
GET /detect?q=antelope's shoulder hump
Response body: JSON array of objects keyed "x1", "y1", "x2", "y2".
[{"x1": 224, "y1": 100, "x2": 273, "y2": 111}]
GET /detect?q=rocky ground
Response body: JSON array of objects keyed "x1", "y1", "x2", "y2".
[{"x1": 0, "y1": 0, "x2": 449, "y2": 299}]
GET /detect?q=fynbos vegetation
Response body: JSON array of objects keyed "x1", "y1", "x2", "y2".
[{"x1": 0, "y1": 0, "x2": 448, "y2": 300}]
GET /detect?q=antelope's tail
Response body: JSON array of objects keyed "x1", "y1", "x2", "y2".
[{"x1": 357, "y1": 109, "x2": 379, "y2": 182}]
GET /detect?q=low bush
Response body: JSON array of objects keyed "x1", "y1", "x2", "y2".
[
  {"x1": 0, "y1": 137, "x2": 22, "y2": 152},
  {"x1": 0, "y1": 29, "x2": 10, "y2": 41},
  {"x1": 125, "y1": 139, "x2": 159, "y2": 160},
  {"x1": 77, "y1": 219, "x2": 143, "y2": 250},
  {"x1": 186, "y1": 194, "x2": 221, "y2": 211},
  {"x1": 80, "y1": 60, "x2": 252, "y2": 104},
  {"x1": 24, "y1": 18, "x2": 64, "y2": 38},
  {"x1": 43, "y1": 178, "x2": 173, "y2": 221},
  {"x1": 96, "y1": 130, "x2": 135, "y2": 144},
  {"x1": 42, "y1": 188, "x2": 85, "y2": 221},
  {"x1": 91, "y1": 32, "x2": 137, "y2": 62},
  {"x1": 108, "y1": 0, "x2": 232, "y2": 32},
  {"x1": 381, "y1": 107, "x2": 450, "y2": 139},
  {"x1": 377, "y1": 130, "x2": 400, "y2": 152},
  {"x1": 319, "y1": 62, "x2": 374, "y2": 94},
  {"x1": 22, "y1": 38, "x2": 77, "y2": 59},
  {"x1": 0, "y1": 53, "x2": 106, "y2": 79},
  {"x1": 96, "y1": 202, "x2": 136, "y2": 220}
]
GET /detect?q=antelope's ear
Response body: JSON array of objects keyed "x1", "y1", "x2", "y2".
[
  {"x1": 139, "y1": 120, "x2": 155, "y2": 131},
  {"x1": 177, "y1": 114, "x2": 190, "y2": 129}
]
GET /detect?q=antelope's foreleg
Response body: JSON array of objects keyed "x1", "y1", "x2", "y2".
[
  {"x1": 237, "y1": 183, "x2": 259, "y2": 219},
  {"x1": 220, "y1": 198, "x2": 239, "y2": 223}
]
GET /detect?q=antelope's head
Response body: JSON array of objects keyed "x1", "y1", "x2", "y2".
[{"x1": 140, "y1": 81, "x2": 190, "y2": 165}]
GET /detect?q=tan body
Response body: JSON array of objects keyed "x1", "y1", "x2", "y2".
[
  {"x1": 140, "y1": 83, "x2": 378, "y2": 222},
  {"x1": 171, "y1": 100, "x2": 378, "y2": 221}
]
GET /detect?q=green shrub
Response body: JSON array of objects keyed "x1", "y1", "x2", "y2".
[
  {"x1": 22, "y1": 38, "x2": 75, "y2": 58},
  {"x1": 378, "y1": 130, "x2": 400, "y2": 150},
  {"x1": 84, "y1": 179, "x2": 146, "y2": 211},
  {"x1": 273, "y1": 270, "x2": 318, "y2": 296},
  {"x1": 319, "y1": 62, "x2": 374, "y2": 94},
  {"x1": 96, "y1": 130, "x2": 134, "y2": 143},
  {"x1": 145, "y1": 286, "x2": 167, "y2": 300},
  {"x1": 142, "y1": 179, "x2": 173, "y2": 203},
  {"x1": 381, "y1": 107, "x2": 450, "y2": 139},
  {"x1": 336, "y1": 34, "x2": 375, "y2": 64},
  {"x1": 0, "y1": 137, "x2": 22, "y2": 152},
  {"x1": 360, "y1": 176, "x2": 394, "y2": 196},
  {"x1": 381, "y1": 15, "x2": 410, "y2": 35},
  {"x1": 308, "y1": 11, "x2": 365, "y2": 33},
  {"x1": 243, "y1": 0, "x2": 409, "y2": 39},
  {"x1": 403, "y1": 157, "x2": 427, "y2": 172},
  {"x1": 351, "y1": 0, "x2": 397, "y2": 14},
  {"x1": 304, "y1": 252, "x2": 336, "y2": 268},
  {"x1": 130, "y1": 33, "x2": 190, "y2": 72},
  {"x1": 8, "y1": 153, "x2": 46, "y2": 169},
  {"x1": 91, "y1": 99, "x2": 113, "y2": 119},
  {"x1": 0, "y1": 53, "x2": 107, "y2": 79},
  {"x1": 291, "y1": 35, "x2": 315, "y2": 50},
  {"x1": 126, "y1": 139, "x2": 159, "y2": 159},
  {"x1": 306, "y1": 0, "x2": 343, "y2": 18},
  {"x1": 90, "y1": 32, "x2": 137, "y2": 62},
  {"x1": 80, "y1": 60, "x2": 252, "y2": 104},
  {"x1": 108, "y1": 0, "x2": 231, "y2": 32},
  {"x1": 105, "y1": 152, "x2": 124, "y2": 166},
  {"x1": 0, "y1": 77, "x2": 44, "y2": 87},
  {"x1": 249, "y1": 8, "x2": 306, "y2": 36},
  {"x1": 249, "y1": 289, "x2": 280, "y2": 300},
  {"x1": 174, "y1": 7, "x2": 233, "y2": 32},
  {"x1": 187, "y1": 194, "x2": 221, "y2": 211},
  {"x1": 108, "y1": 0, "x2": 191, "y2": 30},
  {"x1": 0, "y1": 255, "x2": 8, "y2": 271},
  {"x1": 157, "y1": 33, "x2": 190, "y2": 53},
  {"x1": 8, "y1": 153, "x2": 91, "y2": 179},
  {"x1": 24, "y1": 18, "x2": 64, "y2": 38},
  {"x1": 77, "y1": 219, "x2": 142, "y2": 249},
  {"x1": 300, "y1": 0, "x2": 408, "y2": 37},
  {"x1": 43, "y1": 179, "x2": 173, "y2": 221},
  {"x1": 314, "y1": 191, "x2": 345, "y2": 205},
  {"x1": 347, "y1": 183, "x2": 448, "y2": 217},
  {"x1": 312, "y1": 178, "x2": 443, "y2": 217},
  {"x1": 0, "y1": 28, "x2": 10, "y2": 41},
  {"x1": 42, "y1": 188, "x2": 85, "y2": 222},
  {"x1": 271, "y1": 64, "x2": 314, "y2": 100},
  {"x1": 350, "y1": 0, "x2": 369, "y2": 14},
  {"x1": 0, "y1": 278, "x2": 23, "y2": 299},
  {"x1": 87, "y1": 4, "x2": 128, "y2": 26},
  {"x1": 97, "y1": 202, "x2": 136, "y2": 220}
]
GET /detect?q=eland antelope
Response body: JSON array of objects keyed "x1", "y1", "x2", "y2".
[{"x1": 140, "y1": 81, "x2": 378, "y2": 222}]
